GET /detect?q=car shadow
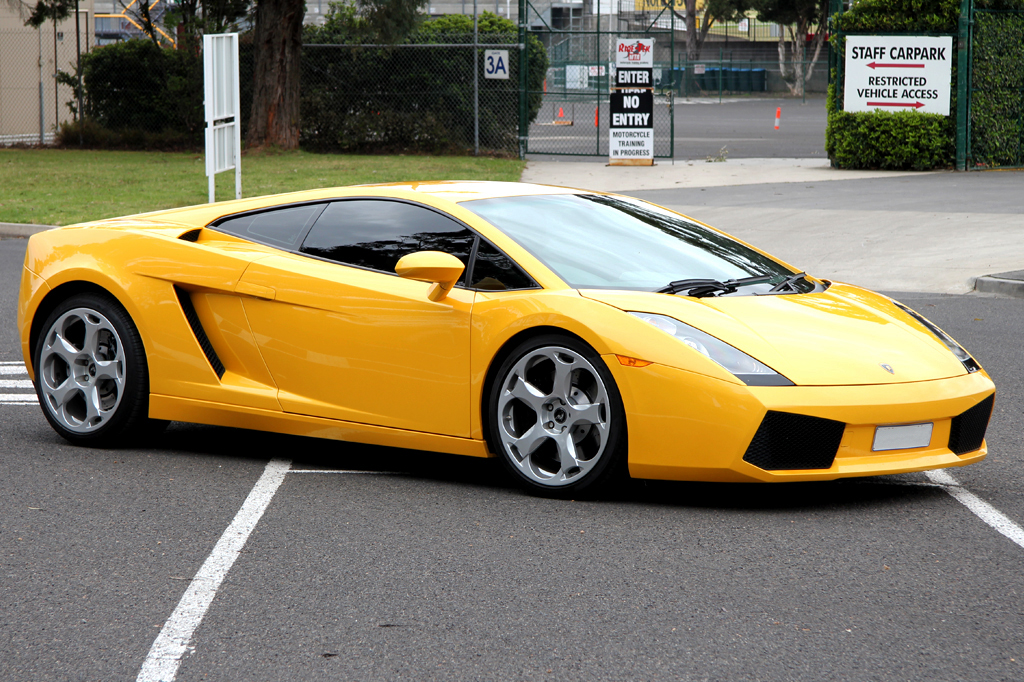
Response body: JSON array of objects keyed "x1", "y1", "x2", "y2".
[{"x1": 135, "y1": 422, "x2": 946, "y2": 513}]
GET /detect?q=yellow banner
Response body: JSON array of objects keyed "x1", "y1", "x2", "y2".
[{"x1": 634, "y1": 0, "x2": 706, "y2": 13}]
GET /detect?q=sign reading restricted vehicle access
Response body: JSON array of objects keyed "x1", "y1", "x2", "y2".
[
  {"x1": 610, "y1": 38, "x2": 655, "y2": 166},
  {"x1": 843, "y1": 35, "x2": 952, "y2": 115}
]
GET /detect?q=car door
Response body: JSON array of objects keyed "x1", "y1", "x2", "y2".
[{"x1": 236, "y1": 199, "x2": 477, "y2": 437}]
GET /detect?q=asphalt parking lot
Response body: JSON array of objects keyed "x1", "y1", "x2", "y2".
[
  {"x1": 2, "y1": 175, "x2": 1023, "y2": 680},
  {"x1": 529, "y1": 96, "x2": 828, "y2": 161}
]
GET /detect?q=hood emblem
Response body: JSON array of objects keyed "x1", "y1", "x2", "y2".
[{"x1": 880, "y1": 363, "x2": 895, "y2": 374}]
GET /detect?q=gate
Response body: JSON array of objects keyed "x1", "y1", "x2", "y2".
[{"x1": 521, "y1": 2, "x2": 675, "y2": 158}]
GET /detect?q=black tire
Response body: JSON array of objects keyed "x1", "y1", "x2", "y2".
[
  {"x1": 33, "y1": 292, "x2": 167, "y2": 447},
  {"x1": 486, "y1": 333, "x2": 628, "y2": 498}
]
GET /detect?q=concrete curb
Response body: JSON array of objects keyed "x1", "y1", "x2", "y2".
[
  {"x1": 971, "y1": 275, "x2": 1024, "y2": 298},
  {"x1": 0, "y1": 222, "x2": 54, "y2": 238}
]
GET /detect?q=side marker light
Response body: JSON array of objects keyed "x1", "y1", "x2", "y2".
[{"x1": 617, "y1": 355, "x2": 652, "y2": 367}]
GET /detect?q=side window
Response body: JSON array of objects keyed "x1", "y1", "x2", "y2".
[
  {"x1": 300, "y1": 200, "x2": 476, "y2": 282},
  {"x1": 470, "y1": 240, "x2": 538, "y2": 291},
  {"x1": 213, "y1": 203, "x2": 324, "y2": 250}
]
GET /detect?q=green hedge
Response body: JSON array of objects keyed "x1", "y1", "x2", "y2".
[
  {"x1": 73, "y1": 40, "x2": 203, "y2": 148},
  {"x1": 969, "y1": 8, "x2": 1024, "y2": 166},
  {"x1": 827, "y1": 0, "x2": 959, "y2": 169},
  {"x1": 299, "y1": 12, "x2": 547, "y2": 155}
]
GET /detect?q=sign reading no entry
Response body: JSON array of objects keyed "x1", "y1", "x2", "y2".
[
  {"x1": 610, "y1": 38, "x2": 655, "y2": 166},
  {"x1": 843, "y1": 35, "x2": 953, "y2": 115}
]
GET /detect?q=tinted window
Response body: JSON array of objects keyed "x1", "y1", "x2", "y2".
[
  {"x1": 213, "y1": 204, "x2": 324, "y2": 249},
  {"x1": 470, "y1": 240, "x2": 537, "y2": 290},
  {"x1": 464, "y1": 194, "x2": 812, "y2": 293},
  {"x1": 301, "y1": 200, "x2": 476, "y2": 281}
]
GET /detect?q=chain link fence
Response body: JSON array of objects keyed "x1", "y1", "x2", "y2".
[
  {"x1": 299, "y1": 34, "x2": 523, "y2": 156},
  {"x1": 526, "y1": 29, "x2": 673, "y2": 157},
  {"x1": 0, "y1": 26, "x2": 83, "y2": 145}
]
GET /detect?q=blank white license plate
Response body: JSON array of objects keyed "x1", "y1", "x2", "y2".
[{"x1": 873, "y1": 423, "x2": 934, "y2": 451}]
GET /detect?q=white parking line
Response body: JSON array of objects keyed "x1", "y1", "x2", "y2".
[
  {"x1": 925, "y1": 469, "x2": 1024, "y2": 550},
  {"x1": 0, "y1": 362, "x2": 37, "y2": 405},
  {"x1": 136, "y1": 459, "x2": 292, "y2": 682}
]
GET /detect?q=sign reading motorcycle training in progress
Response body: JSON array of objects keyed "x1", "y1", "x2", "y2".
[
  {"x1": 610, "y1": 38, "x2": 654, "y2": 166},
  {"x1": 843, "y1": 35, "x2": 953, "y2": 116}
]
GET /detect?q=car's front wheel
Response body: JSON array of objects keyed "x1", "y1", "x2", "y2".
[
  {"x1": 488, "y1": 334, "x2": 627, "y2": 497},
  {"x1": 34, "y1": 292, "x2": 164, "y2": 446}
]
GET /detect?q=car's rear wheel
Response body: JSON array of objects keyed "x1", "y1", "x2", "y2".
[
  {"x1": 488, "y1": 334, "x2": 627, "y2": 497},
  {"x1": 34, "y1": 293, "x2": 165, "y2": 446}
]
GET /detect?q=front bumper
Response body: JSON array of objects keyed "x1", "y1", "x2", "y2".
[{"x1": 606, "y1": 358, "x2": 995, "y2": 483}]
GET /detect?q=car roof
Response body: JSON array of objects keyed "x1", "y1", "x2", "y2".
[{"x1": 63, "y1": 181, "x2": 591, "y2": 232}]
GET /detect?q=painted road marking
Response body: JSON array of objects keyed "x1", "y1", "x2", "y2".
[
  {"x1": 136, "y1": 462, "x2": 407, "y2": 681},
  {"x1": 0, "y1": 362, "x2": 37, "y2": 405},
  {"x1": 925, "y1": 469, "x2": 1024, "y2": 550},
  {"x1": 134, "y1": 460, "x2": 1022, "y2": 682},
  {"x1": 136, "y1": 459, "x2": 292, "y2": 682}
]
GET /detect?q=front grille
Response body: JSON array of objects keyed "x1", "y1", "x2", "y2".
[
  {"x1": 743, "y1": 411, "x2": 846, "y2": 471},
  {"x1": 949, "y1": 395, "x2": 994, "y2": 455}
]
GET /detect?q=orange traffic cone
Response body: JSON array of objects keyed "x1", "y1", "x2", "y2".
[{"x1": 774, "y1": 107, "x2": 781, "y2": 130}]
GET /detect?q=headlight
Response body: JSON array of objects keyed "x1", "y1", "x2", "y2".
[
  {"x1": 892, "y1": 301, "x2": 980, "y2": 373},
  {"x1": 629, "y1": 312, "x2": 794, "y2": 386}
]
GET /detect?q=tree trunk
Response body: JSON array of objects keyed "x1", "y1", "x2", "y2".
[
  {"x1": 247, "y1": 0, "x2": 303, "y2": 149},
  {"x1": 685, "y1": 0, "x2": 698, "y2": 61}
]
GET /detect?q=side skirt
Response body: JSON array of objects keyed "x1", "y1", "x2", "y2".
[{"x1": 148, "y1": 394, "x2": 493, "y2": 458}]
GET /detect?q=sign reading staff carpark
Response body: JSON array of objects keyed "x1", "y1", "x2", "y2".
[
  {"x1": 610, "y1": 38, "x2": 655, "y2": 166},
  {"x1": 843, "y1": 35, "x2": 953, "y2": 115}
]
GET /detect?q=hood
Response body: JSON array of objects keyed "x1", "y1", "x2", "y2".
[{"x1": 582, "y1": 283, "x2": 967, "y2": 386}]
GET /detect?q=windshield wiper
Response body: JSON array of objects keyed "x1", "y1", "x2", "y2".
[
  {"x1": 656, "y1": 274, "x2": 773, "y2": 297},
  {"x1": 767, "y1": 271, "x2": 808, "y2": 294}
]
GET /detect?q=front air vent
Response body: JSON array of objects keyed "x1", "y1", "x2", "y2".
[
  {"x1": 743, "y1": 411, "x2": 846, "y2": 471},
  {"x1": 174, "y1": 286, "x2": 225, "y2": 379},
  {"x1": 948, "y1": 394, "x2": 994, "y2": 455}
]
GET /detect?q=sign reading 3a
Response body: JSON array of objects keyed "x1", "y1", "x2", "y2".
[{"x1": 484, "y1": 50, "x2": 509, "y2": 79}]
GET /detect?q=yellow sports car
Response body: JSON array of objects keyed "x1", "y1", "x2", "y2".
[{"x1": 17, "y1": 182, "x2": 994, "y2": 496}]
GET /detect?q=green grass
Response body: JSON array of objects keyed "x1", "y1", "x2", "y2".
[{"x1": 0, "y1": 149, "x2": 526, "y2": 226}]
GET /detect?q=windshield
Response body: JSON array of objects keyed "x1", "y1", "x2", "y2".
[{"x1": 463, "y1": 193, "x2": 815, "y2": 293}]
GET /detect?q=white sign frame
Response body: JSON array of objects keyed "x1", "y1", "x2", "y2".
[
  {"x1": 483, "y1": 50, "x2": 509, "y2": 79},
  {"x1": 843, "y1": 35, "x2": 953, "y2": 116},
  {"x1": 204, "y1": 33, "x2": 241, "y2": 203}
]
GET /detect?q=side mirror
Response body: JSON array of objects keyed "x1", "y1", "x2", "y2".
[{"x1": 395, "y1": 251, "x2": 466, "y2": 302}]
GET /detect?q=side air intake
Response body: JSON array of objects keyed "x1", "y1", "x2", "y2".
[
  {"x1": 174, "y1": 286, "x2": 225, "y2": 379},
  {"x1": 948, "y1": 394, "x2": 994, "y2": 455},
  {"x1": 743, "y1": 411, "x2": 846, "y2": 471}
]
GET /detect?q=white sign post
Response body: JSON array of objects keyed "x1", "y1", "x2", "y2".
[
  {"x1": 204, "y1": 33, "x2": 241, "y2": 203},
  {"x1": 843, "y1": 35, "x2": 953, "y2": 116}
]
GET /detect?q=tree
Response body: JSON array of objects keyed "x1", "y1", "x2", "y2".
[
  {"x1": 661, "y1": 0, "x2": 751, "y2": 61},
  {"x1": 247, "y1": 0, "x2": 426, "y2": 149},
  {"x1": 164, "y1": 0, "x2": 251, "y2": 52},
  {"x1": 24, "y1": 0, "x2": 76, "y2": 129},
  {"x1": 246, "y1": 0, "x2": 304, "y2": 148},
  {"x1": 751, "y1": 0, "x2": 827, "y2": 97}
]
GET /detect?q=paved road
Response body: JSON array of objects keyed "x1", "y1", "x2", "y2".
[
  {"x1": 529, "y1": 96, "x2": 827, "y2": 161},
  {"x1": 2, "y1": 224, "x2": 1023, "y2": 680}
]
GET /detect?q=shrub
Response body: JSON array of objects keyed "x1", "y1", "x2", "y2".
[
  {"x1": 827, "y1": 0, "x2": 960, "y2": 169},
  {"x1": 77, "y1": 39, "x2": 203, "y2": 148}
]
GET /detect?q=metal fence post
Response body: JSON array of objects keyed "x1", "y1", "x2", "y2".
[
  {"x1": 473, "y1": 0, "x2": 479, "y2": 157},
  {"x1": 518, "y1": 0, "x2": 528, "y2": 160},
  {"x1": 955, "y1": 0, "x2": 971, "y2": 170}
]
